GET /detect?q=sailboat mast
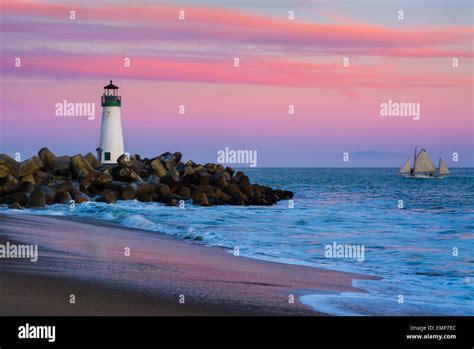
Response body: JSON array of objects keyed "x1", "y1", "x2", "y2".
[{"x1": 413, "y1": 146, "x2": 417, "y2": 169}]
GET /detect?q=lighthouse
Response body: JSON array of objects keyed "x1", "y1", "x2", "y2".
[{"x1": 97, "y1": 80, "x2": 125, "y2": 164}]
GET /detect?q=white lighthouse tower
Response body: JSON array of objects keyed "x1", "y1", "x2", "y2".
[{"x1": 97, "y1": 80, "x2": 124, "y2": 164}]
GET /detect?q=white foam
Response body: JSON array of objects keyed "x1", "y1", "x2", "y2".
[{"x1": 121, "y1": 214, "x2": 161, "y2": 232}]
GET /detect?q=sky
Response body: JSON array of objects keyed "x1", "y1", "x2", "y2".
[{"x1": 0, "y1": 0, "x2": 473, "y2": 167}]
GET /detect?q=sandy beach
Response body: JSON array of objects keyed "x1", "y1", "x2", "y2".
[{"x1": 0, "y1": 213, "x2": 374, "y2": 316}]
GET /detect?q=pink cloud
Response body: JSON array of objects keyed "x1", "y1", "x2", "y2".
[
  {"x1": 1, "y1": 53, "x2": 471, "y2": 90},
  {"x1": 2, "y1": 1, "x2": 472, "y2": 58}
]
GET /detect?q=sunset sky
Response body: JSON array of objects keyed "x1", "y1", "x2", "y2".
[{"x1": 1, "y1": 0, "x2": 473, "y2": 166}]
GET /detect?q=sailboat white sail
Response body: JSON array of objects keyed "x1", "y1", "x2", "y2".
[
  {"x1": 438, "y1": 159, "x2": 450, "y2": 176},
  {"x1": 399, "y1": 158, "x2": 411, "y2": 174},
  {"x1": 413, "y1": 149, "x2": 436, "y2": 174},
  {"x1": 400, "y1": 148, "x2": 450, "y2": 179}
]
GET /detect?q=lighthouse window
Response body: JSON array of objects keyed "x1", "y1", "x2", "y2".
[{"x1": 104, "y1": 152, "x2": 111, "y2": 161}]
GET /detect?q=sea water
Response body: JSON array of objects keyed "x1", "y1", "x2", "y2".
[{"x1": 4, "y1": 168, "x2": 473, "y2": 315}]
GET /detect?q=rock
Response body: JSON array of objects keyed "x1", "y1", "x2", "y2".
[
  {"x1": 55, "y1": 191, "x2": 73, "y2": 204},
  {"x1": 106, "y1": 181, "x2": 132, "y2": 192},
  {"x1": 194, "y1": 171, "x2": 211, "y2": 186},
  {"x1": 184, "y1": 166, "x2": 195, "y2": 176},
  {"x1": 215, "y1": 164, "x2": 225, "y2": 175},
  {"x1": 117, "y1": 154, "x2": 133, "y2": 168},
  {"x1": 94, "y1": 192, "x2": 117, "y2": 204},
  {"x1": 56, "y1": 156, "x2": 72, "y2": 175},
  {"x1": 129, "y1": 156, "x2": 144, "y2": 174},
  {"x1": 84, "y1": 152, "x2": 101, "y2": 169},
  {"x1": 147, "y1": 174, "x2": 160, "y2": 184},
  {"x1": 156, "y1": 184, "x2": 170, "y2": 196},
  {"x1": 38, "y1": 147, "x2": 57, "y2": 171},
  {"x1": 20, "y1": 174, "x2": 36, "y2": 185},
  {"x1": 216, "y1": 189, "x2": 232, "y2": 203},
  {"x1": 150, "y1": 158, "x2": 167, "y2": 177},
  {"x1": 0, "y1": 154, "x2": 20, "y2": 178},
  {"x1": 226, "y1": 183, "x2": 248, "y2": 204},
  {"x1": 210, "y1": 174, "x2": 228, "y2": 189},
  {"x1": 165, "y1": 199, "x2": 179, "y2": 206},
  {"x1": 176, "y1": 186, "x2": 191, "y2": 199},
  {"x1": 34, "y1": 170, "x2": 49, "y2": 185},
  {"x1": 20, "y1": 182, "x2": 35, "y2": 193},
  {"x1": 238, "y1": 175, "x2": 250, "y2": 187},
  {"x1": 26, "y1": 190, "x2": 46, "y2": 208},
  {"x1": 137, "y1": 193, "x2": 153, "y2": 202},
  {"x1": 160, "y1": 170, "x2": 179, "y2": 186},
  {"x1": 0, "y1": 174, "x2": 20, "y2": 195},
  {"x1": 160, "y1": 152, "x2": 174, "y2": 162},
  {"x1": 71, "y1": 154, "x2": 97, "y2": 181},
  {"x1": 223, "y1": 172, "x2": 231, "y2": 182},
  {"x1": 131, "y1": 182, "x2": 156, "y2": 196},
  {"x1": 20, "y1": 156, "x2": 43, "y2": 177},
  {"x1": 92, "y1": 171, "x2": 114, "y2": 186},
  {"x1": 121, "y1": 188, "x2": 136, "y2": 200},
  {"x1": 240, "y1": 184, "x2": 254, "y2": 198},
  {"x1": 173, "y1": 152, "x2": 183, "y2": 162},
  {"x1": 1, "y1": 148, "x2": 292, "y2": 208},
  {"x1": 118, "y1": 167, "x2": 143, "y2": 182},
  {"x1": 204, "y1": 163, "x2": 217, "y2": 173},
  {"x1": 9, "y1": 202, "x2": 23, "y2": 210},
  {"x1": 0, "y1": 191, "x2": 29, "y2": 206},
  {"x1": 72, "y1": 190, "x2": 90, "y2": 203},
  {"x1": 192, "y1": 193, "x2": 210, "y2": 206},
  {"x1": 225, "y1": 166, "x2": 235, "y2": 177},
  {"x1": 185, "y1": 160, "x2": 197, "y2": 167},
  {"x1": 165, "y1": 158, "x2": 177, "y2": 171},
  {"x1": 157, "y1": 193, "x2": 183, "y2": 205}
]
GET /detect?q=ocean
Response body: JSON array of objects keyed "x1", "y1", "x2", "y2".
[{"x1": 5, "y1": 168, "x2": 474, "y2": 315}]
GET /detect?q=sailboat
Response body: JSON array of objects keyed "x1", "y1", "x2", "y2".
[{"x1": 399, "y1": 147, "x2": 450, "y2": 178}]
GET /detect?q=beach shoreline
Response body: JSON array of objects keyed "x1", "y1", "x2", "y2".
[{"x1": 0, "y1": 213, "x2": 375, "y2": 316}]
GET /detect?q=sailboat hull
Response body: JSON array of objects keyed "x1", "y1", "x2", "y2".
[{"x1": 402, "y1": 174, "x2": 443, "y2": 179}]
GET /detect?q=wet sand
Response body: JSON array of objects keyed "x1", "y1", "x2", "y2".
[{"x1": 0, "y1": 213, "x2": 375, "y2": 316}]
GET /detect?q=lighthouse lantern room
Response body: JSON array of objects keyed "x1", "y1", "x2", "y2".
[{"x1": 97, "y1": 80, "x2": 125, "y2": 164}]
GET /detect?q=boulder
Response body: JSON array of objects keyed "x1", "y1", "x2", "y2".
[
  {"x1": 26, "y1": 190, "x2": 46, "y2": 208},
  {"x1": 192, "y1": 193, "x2": 210, "y2": 206},
  {"x1": 94, "y1": 192, "x2": 117, "y2": 204},
  {"x1": 194, "y1": 171, "x2": 211, "y2": 186},
  {"x1": 0, "y1": 174, "x2": 20, "y2": 195},
  {"x1": 84, "y1": 152, "x2": 101, "y2": 169},
  {"x1": 38, "y1": 147, "x2": 57, "y2": 171},
  {"x1": 34, "y1": 170, "x2": 49, "y2": 185},
  {"x1": 20, "y1": 174, "x2": 36, "y2": 185},
  {"x1": 121, "y1": 188, "x2": 136, "y2": 200},
  {"x1": 0, "y1": 191, "x2": 29, "y2": 206},
  {"x1": 55, "y1": 191, "x2": 73, "y2": 204},
  {"x1": 176, "y1": 186, "x2": 191, "y2": 199},
  {"x1": 56, "y1": 156, "x2": 72, "y2": 175},
  {"x1": 20, "y1": 156, "x2": 43, "y2": 177},
  {"x1": 72, "y1": 190, "x2": 90, "y2": 203},
  {"x1": 156, "y1": 184, "x2": 170, "y2": 197},
  {"x1": 173, "y1": 152, "x2": 183, "y2": 162},
  {"x1": 9, "y1": 202, "x2": 23, "y2": 210},
  {"x1": 0, "y1": 154, "x2": 20, "y2": 178},
  {"x1": 150, "y1": 158, "x2": 167, "y2": 177},
  {"x1": 20, "y1": 182, "x2": 35, "y2": 193}
]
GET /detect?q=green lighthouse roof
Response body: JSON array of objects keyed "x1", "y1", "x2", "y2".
[{"x1": 104, "y1": 80, "x2": 118, "y2": 89}]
